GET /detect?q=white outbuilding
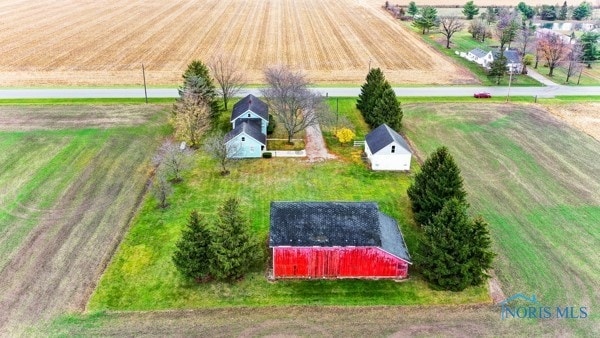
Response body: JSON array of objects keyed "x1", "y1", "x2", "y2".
[{"x1": 365, "y1": 124, "x2": 412, "y2": 171}]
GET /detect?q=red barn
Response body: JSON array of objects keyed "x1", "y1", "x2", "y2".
[{"x1": 269, "y1": 201, "x2": 412, "y2": 279}]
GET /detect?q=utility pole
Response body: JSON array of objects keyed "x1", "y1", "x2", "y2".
[
  {"x1": 142, "y1": 63, "x2": 148, "y2": 104},
  {"x1": 506, "y1": 68, "x2": 514, "y2": 102}
]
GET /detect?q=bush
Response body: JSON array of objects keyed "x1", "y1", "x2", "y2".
[
  {"x1": 262, "y1": 152, "x2": 272, "y2": 158},
  {"x1": 267, "y1": 114, "x2": 276, "y2": 135}
]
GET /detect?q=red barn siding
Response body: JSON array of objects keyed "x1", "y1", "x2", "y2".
[{"x1": 273, "y1": 247, "x2": 409, "y2": 279}]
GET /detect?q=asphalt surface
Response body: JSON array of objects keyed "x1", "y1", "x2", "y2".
[{"x1": 0, "y1": 85, "x2": 599, "y2": 100}]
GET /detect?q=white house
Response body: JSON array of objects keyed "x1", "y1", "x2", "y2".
[
  {"x1": 225, "y1": 94, "x2": 269, "y2": 158},
  {"x1": 467, "y1": 48, "x2": 494, "y2": 68},
  {"x1": 365, "y1": 124, "x2": 412, "y2": 171}
]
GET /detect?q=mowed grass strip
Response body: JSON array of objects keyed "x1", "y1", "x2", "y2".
[
  {"x1": 88, "y1": 104, "x2": 489, "y2": 311},
  {"x1": 402, "y1": 102, "x2": 600, "y2": 335}
]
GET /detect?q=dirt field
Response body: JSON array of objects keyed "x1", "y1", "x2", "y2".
[
  {"x1": 376, "y1": 0, "x2": 590, "y2": 5},
  {"x1": 542, "y1": 102, "x2": 600, "y2": 141},
  {"x1": 0, "y1": 0, "x2": 476, "y2": 86},
  {"x1": 0, "y1": 105, "x2": 167, "y2": 336}
]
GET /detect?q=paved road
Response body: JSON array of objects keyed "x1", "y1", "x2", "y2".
[{"x1": 0, "y1": 85, "x2": 599, "y2": 99}]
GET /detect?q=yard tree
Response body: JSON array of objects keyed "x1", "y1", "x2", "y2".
[
  {"x1": 559, "y1": 1, "x2": 569, "y2": 20},
  {"x1": 417, "y1": 198, "x2": 494, "y2": 291},
  {"x1": 565, "y1": 42, "x2": 583, "y2": 83},
  {"x1": 540, "y1": 5, "x2": 557, "y2": 21},
  {"x1": 517, "y1": 20, "x2": 536, "y2": 74},
  {"x1": 153, "y1": 139, "x2": 194, "y2": 182},
  {"x1": 172, "y1": 96, "x2": 212, "y2": 148},
  {"x1": 202, "y1": 131, "x2": 241, "y2": 176},
  {"x1": 407, "y1": 146, "x2": 467, "y2": 226},
  {"x1": 581, "y1": 32, "x2": 600, "y2": 68},
  {"x1": 151, "y1": 167, "x2": 172, "y2": 209},
  {"x1": 495, "y1": 9, "x2": 521, "y2": 50},
  {"x1": 462, "y1": 1, "x2": 479, "y2": 20},
  {"x1": 516, "y1": 2, "x2": 535, "y2": 19},
  {"x1": 468, "y1": 18, "x2": 489, "y2": 42},
  {"x1": 439, "y1": 16, "x2": 465, "y2": 49},
  {"x1": 537, "y1": 31, "x2": 571, "y2": 76},
  {"x1": 357, "y1": 68, "x2": 402, "y2": 130},
  {"x1": 484, "y1": 7, "x2": 498, "y2": 25},
  {"x1": 261, "y1": 65, "x2": 327, "y2": 144},
  {"x1": 172, "y1": 210, "x2": 212, "y2": 282},
  {"x1": 488, "y1": 54, "x2": 508, "y2": 84},
  {"x1": 208, "y1": 54, "x2": 246, "y2": 111},
  {"x1": 413, "y1": 6, "x2": 438, "y2": 34},
  {"x1": 210, "y1": 198, "x2": 262, "y2": 281},
  {"x1": 179, "y1": 60, "x2": 219, "y2": 119},
  {"x1": 572, "y1": 2, "x2": 592, "y2": 20},
  {"x1": 335, "y1": 128, "x2": 356, "y2": 145},
  {"x1": 407, "y1": 1, "x2": 418, "y2": 17}
]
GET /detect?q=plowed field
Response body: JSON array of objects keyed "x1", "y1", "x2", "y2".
[{"x1": 0, "y1": 0, "x2": 477, "y2": 86}]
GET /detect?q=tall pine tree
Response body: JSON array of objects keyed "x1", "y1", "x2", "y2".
[
  {"x1": 417, "y1": 198, "x2": 493, "y2": 291},
  {"x1": 357, "y1": 68, "x2": 402, "y2": 130},
  {"x1": 357, "y1": 68, "x2": 385, "y2": 127},
  {"x1": 178, "y1": 60, "x2": 220, "y2": 119},
  {"x1": 407, "y1": 146, "x2": 467, "y2": 226},
  {"x1": 172, "y1": 210, "x2": 212, "y2": 282},
  {"x1": 210, "y1": 198, "x2": 262, "y2": 281}
]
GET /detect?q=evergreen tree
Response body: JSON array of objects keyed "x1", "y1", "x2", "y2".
[
  {"x1": 210, "y1": 198, "x2": 262, "y2": 281},
  {"x1": 559, "y1": 1, "x2": 568, "y2": 20},
  {"x1": 407, "y1": 1, "x2": 418, "y2": 17},
  {"x1": 407, "y1": 146, "x2": 467, "y2": 226},
  {"x1": 516, "y1": 2, "x2": 535, "y2": 19},
  {"x1": 462, "y1": 1, "x2": 480, "y2": 20},
  {"x1": 178, "y1": 60, "x2": 220, "y2": 119},
  {"x1": 371, "y1": 84, "x2": 403, "y2": 130},
  {"x1": 488, "y1": 54, "x2": 507, "y2": 85},
  {"x1": 172, "y1": 210, "x2": 212, "y2": 282},
  {"x1": 581, "y1": 32, "x2": 600, "y2": 68},
  {"x1": 417, "y1": 198, "x2": 494, "y2": 291},
  {"x1": 357, "y1": 68, "x2": 385, "y2": 127},
  {"x1": 413, "y1": 6, "x2": 438, "y2": 34},
  {"x1": 572, "y1": 2, "x2": 592, "y2": 20}
]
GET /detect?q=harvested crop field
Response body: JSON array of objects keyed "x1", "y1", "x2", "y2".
[
  {"x1": 0, "y1": 105, "x2": 168, "y2": 336},
  {"x1": 0, "y1": 0, "x2": 476, "y2": 86},
  {"x1": 542, "y1": 102, "x2": 600, "y2": 141},
  {"x1": 377, "y1": 0, "x2": 587, "y2": 5}
]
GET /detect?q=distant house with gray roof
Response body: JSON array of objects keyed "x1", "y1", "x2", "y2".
[
  {"x1": 269, "y1": 201, "x2": 411, "y2": 279},
  {"x1": 225, "y1": 94, "x2": 268, "y2": 158},
  {"x1": 467, "y1": 47, "x2": 523, "y2": 73},
  {"x1": 467, "y1": 48, "x2": 494, "y2": 68},
  {"x1": 364, "y1": 124, "x2": 412, "y2": 171}
]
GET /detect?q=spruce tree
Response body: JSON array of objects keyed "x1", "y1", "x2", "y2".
[
  {"x1": 462, "y1": 1, "x2": 480, "y2": 20},
  {"x1": 407, "y1": 1, "x2": 418, "y2": 17},
  {"x1": 178, "y1": 60, "x2": 220, "y2": 119},
  {"x1": 172, "y1": 210, "x2": 212, "y2": 282},
  {"x1": 407, "y1": 146, "x2": 467, "y2": 226},
  {"x1": 418, "y1": 198, "x2": 493, "y2": 291},
  {"x1": 210, "y1": 198, "x2": 262, "y2": 281},
  {"x1": 356, "y1": 68, "x2": 385, "y2": 127},
  {"x1": 371, "y1": 84, "x2": 403, "y2": 130},
  {"x1": 559, "y1": 1, "x2": 568, "y2": 20}
]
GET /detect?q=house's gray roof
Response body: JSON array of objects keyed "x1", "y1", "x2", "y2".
[
  {"x1": 232, "y1": 94, "x2": 268, "y2": 122},
  {"x1": 469, "y1": 48, "x2": 489, "y2": 58},
  {"x1": 493, "y1": 49, "x2": 521, "y2": 64},
  {"x1": 269, "y1": 201, "x2": 411, "y2": 263},
  {"x1": 224, "y1": 119, "x2": 266, "y2": 145},
  {"x1": 365, "y1": 124, "x2": 411, "y2": 155}
]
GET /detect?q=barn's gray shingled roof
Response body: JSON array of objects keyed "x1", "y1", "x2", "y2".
[
  {"x1": 365, "y1": 124, "x2": 412, "y2": 155},
  {"x1": 224, "y1": 119, "x2": 266, "y2": 145},
  {"x1": 269, "y1": 201, "x2": 411, "y2": 263},
  {"x1": 232, "y1": 94, "x2": 268, "y2": 121}
]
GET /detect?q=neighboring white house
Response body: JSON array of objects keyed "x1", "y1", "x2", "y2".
[
  {"x1": 364, "y1": 124, "x2": 412, "y2": 171},
  {"x1": 493, "y1": 49, "x2": 524, "y2": 74},
  {"x1": 467, "y1": 48, "x2": 494, "y2": 68},
  {"x1": 467, "y1": 47, "x2": 523, "y2": 74},
  {"x1": 225, "y1": 94, "x2": 268, "y2": 158}
]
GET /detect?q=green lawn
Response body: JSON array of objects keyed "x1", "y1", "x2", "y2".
[
  {"x1": 534, "y1": 63, "x2": 600, "y2": 86},
  {"x1": 88, "y1": 102, "x2": 489, "y2": 311},
  {"x1": 403, "y1": 102, "x2": 600, "y2": 336}
]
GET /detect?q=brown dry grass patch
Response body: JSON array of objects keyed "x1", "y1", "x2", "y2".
[
  {"x1": 542, "y1": 102, "x2": 600, "y2": 142},
  {"x1": 0, "y1": 0, "x2": 477, "y2": 86}
]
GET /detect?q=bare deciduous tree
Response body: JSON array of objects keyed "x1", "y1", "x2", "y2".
[
  {"x1": 202, "y1": 131, "x2": 241, "y2": 176},
  {"x1": 517, "y1": 21, "x2": 536, "y2": 74},
  {"x1": 153, "y1": 139, "x2": 194, "y2": 182},
  {"x1": 261, "y1": 65, "x2": 329, "y2": 144},
  {"x1": 495, "y1": 9, "x2": 521, "y2": 51},
  {"x1": 566, "y1": 43, "x2": 583, "y2": 83},
  {"x1": 152, "y1": 167, "x2": 173, "y2": 208},
  {"x1": 439, "y1": 16, "x2": 465, "y2": 49},
  {"x1": 537, "y1": 32, "x2": 571, "y2": 77},
  {"x1": 208, "y1": 54, "x2": 246, "y2": 111},
  {"x1": 172, "y1": 96, "x2": 212, "y2": 148},
  {"x1": 468, "y1": 18, "x2": 488, "y2": 42}
]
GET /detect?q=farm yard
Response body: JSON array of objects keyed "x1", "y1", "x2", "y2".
[
  {"x1": 0, "y1": 0, "x2": 477, "y2": 86},
  {"x1": 0, "y1": 105, "x2": 169, "y2": 335}
]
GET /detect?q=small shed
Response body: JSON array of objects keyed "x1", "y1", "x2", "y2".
[
  {"x1": 269, "y1": 201, "x2": 411, "y2": 279},
  {"x1": 365, "y1": 124, "x2": 412, "y2": 171}
]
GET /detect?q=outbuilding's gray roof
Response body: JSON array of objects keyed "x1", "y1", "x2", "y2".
[
  {"x1": 269, "y1": 201, "x2": 411, "y2": 263},
  {"x1": 224, "y1": 119, "x2": 266, "y2": 145},
  {"x1": 232, "y1": 94, "x2": 268, "y2": 122},
  {"x1": 365, "y1": 124, "x2": 411, "y2": 155},
  {"x1": 469, "y1": 48, "x2": 490, "y2": 58}
]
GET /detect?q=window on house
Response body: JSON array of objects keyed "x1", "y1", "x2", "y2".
[
  {"x1": 391, "y1": 145, "x2": 396, "y2": 153},
  {"x1": 241, "y1": 137, "x2": 245, "y2": 142},
  {"x1": 247, "y1": 113, "x2": 251, "y2": 117},
  {"x1": 261, "y1": 145, "x2": 265, "y2": 151}
]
